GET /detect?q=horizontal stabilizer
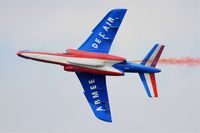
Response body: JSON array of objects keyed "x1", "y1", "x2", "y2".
[{"x1": 139, "y1": 73, "x2": 158, "y2": 98}]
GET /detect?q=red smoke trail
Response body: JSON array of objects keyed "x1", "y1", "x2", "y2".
[
  {"x1": 132, "y1": 57, "x2": 200, "y2": 66},
  {"x1": 159, "y1": 57, "x2": 200, "y2": 66}
]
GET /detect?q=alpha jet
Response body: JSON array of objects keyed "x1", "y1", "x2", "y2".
[{"x1": 17, "y1": 9, "x2": 164, "y2": 122}]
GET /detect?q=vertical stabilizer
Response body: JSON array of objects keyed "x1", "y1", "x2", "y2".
[{"x1": 141, "y1": 44, "x2": 165, "y2": 67}]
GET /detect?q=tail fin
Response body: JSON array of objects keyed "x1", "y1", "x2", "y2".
[
  {"x1": 141, "y1": 44, "x2": 165, "y2": 67},
  {"x1": 139, "y1": 44, "x2": 165, "y2": 98}
]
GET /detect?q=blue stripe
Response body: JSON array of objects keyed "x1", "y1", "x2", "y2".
[
  {"x1": 139, "y1": 73, "x2": 152, "y2": 97},
  {"x1": 141, "y1": 44, "x2": 159, "y2": 65}
]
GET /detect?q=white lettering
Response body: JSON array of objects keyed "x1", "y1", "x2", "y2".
[
  {"x1": 90, "y1": 85, "x2": 96, "y2": 90},
  {"x1": 88, "y1": 79, "x2": 95, "y2": 84},
  {"x1": 92, "y1": 43, "x2": 98, "y2": 49},
  {"x1": 96, "y1": 106, "x2": 105, "y2": 111},
  {"x1": 92, "y1": 91, "x2": 99, "y2": 98},
  {"x1": 95, "y1": 38, "x2": 101, "y2": 44},
  {"x1": 99, "y1": 32, "x2": 106, "y2": 39},
  {"x1": 106, "y1": 21, "x2": 111, "y2": 26},
  {"x1": 94, "y1": 99, "x2": 101, "y2": 105},
  {"x1": 108, "y1": 17, "x2": 114, "y2": 23},
  {"x1": 103, "y1": 26, "x2": 109, "y2": 32}
]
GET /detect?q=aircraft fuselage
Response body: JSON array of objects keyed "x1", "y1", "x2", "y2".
[{"x1": 17, "y1": 49, "x2": 160, "y2": 76}]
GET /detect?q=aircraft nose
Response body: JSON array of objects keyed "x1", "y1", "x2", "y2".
[
  {"x1": 16, "y1": 51, "x2": 22, "y2": 56},
  {"x1": 17, "y1": 50, "x2": 30, "y2": 54},
  {"x1": 17, "y1": 50, "x2": 29, "y2": 58},
  {"x1": 16, "y1": 51, "x2": 25, "y2": 57}
]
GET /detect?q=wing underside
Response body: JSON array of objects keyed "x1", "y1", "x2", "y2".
[
  {"x1": 75, "y1": 72, "x2": 112, "y2": 122},
  {"x1": 78, "y1": 9, "x2": 127, "y2": 53}
]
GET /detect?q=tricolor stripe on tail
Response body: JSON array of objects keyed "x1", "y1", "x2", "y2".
[
  {"x1": 139, "y1": 73, "x2": 158, "y2": 97},
  {"x1": 139, "y1": 44, "x2": 164, "y2": 98},
  {"x1": 141, "y1": 44, "x2": 165, "y2": 67}
]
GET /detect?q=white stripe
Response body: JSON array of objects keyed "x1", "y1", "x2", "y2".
[
  {"x1": 22, "y1": 53, "x2": 69, "y2": 64},
  {"x1": 67, "y1": 58, "x2": 105, "y2": 67},
  {"x1": 22, "y1": 53, "x2": 123, "y2": 74},
  {"x1": 146, "y1": 45, "x2": 161, "y2": 66},
  {"x1": 144, "y1": 74, "x2": 155, "y2": 97}
]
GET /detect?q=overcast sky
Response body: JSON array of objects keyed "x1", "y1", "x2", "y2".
[{"x1": 0, "y1": 0, "x2": 199, "y2": 133}]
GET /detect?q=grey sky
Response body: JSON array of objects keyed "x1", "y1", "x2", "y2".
[{"x1": 0, "y1": 0, "x2": 199, "y2": 133}]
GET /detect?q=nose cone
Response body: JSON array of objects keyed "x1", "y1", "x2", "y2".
[
  {"x1": 16, "y1": 51, "x2": 22, "y2": 56},
  {"x1": 16, "y1": 50, "x2": 30, "y2": 58}
]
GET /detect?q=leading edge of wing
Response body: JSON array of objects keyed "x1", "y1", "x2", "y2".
[
  {"x1": 78, "y1": 9, "x2": 127, "y2": 53},
  {"x1": 75, "y1": 72, "x2": 112, "y2": 122}
]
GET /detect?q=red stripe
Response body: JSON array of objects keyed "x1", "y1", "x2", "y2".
[
  {"x1": 67, "y1": 49, "x2": 126, "y2": 61},
  {"x1": 150, "y1": 74, "x2": 158, "y2": 97},
  {"x1": 18, "y1": 53, "x2": 123, "y2": 76},
  {"x1": 18, "y1": 49, "x2": 126, "y2": 61},
  {"x1": 151, "y1": 46, "x2": 164, "y2": 67},
  {"x1": 64, "y1": 64, "x2": 123, "y2": 76}
]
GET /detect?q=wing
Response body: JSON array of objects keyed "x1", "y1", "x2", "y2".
[
  {"x1": 78, "y1": 9, "x2": 127, "y2": 53},
  {"x1": 75, "y1": 72, "x2": 112, "y2": 122}
]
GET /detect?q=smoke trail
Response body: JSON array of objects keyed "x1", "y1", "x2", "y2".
[
  {"x1": 131, "y1": 57, "x2": 200, "y2": 66},
  {"x1": 159, "y1": 57, "x2": 200, "y2": 66}
]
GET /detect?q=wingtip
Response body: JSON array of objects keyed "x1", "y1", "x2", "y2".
[
  {"x1": 112, "y1": 8, "x2": 127, "y2": 10},
  {"x1": 155, "y1": 43, "x2": 165, "y2": 48},
  {"x1": 110, "y1": 8, "x2": 127, "y2": 13},
  {"x1": 97, "y1": 116, "x2": 112, "y2": 123},
  {"x1": 95, "y1": 111, "x2": 112, "y2": 123}
]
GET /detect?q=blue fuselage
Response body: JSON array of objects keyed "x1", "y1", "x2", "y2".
[{"x1": 113, "y1": 61, "x2": 161, "y2": 73}]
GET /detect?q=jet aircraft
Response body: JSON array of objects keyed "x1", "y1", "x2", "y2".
[{"x1": 17, "y1": 9, "x2": 164, "y2": 122}]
